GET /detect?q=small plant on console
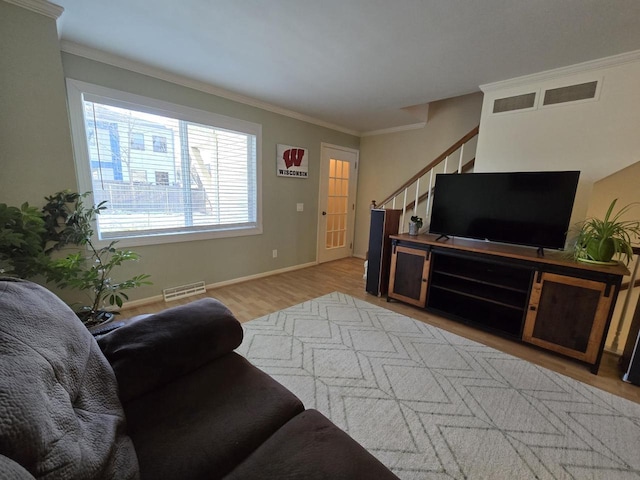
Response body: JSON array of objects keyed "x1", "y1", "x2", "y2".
[{"x1": 573, "y1": 198, "x2": 640, "y2": 266}]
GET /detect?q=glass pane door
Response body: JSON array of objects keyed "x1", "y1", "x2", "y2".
[{"x1": 325, "y1": 158, "x2": 349, "y2": 249}]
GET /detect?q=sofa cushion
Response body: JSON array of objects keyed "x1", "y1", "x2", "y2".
[
  {"x1": 124, "y1": 352, "x2": 304, "y2": 480},
  {"x1": 0, "y1": 278, "x2": 139, "y2": 479},
  {"x1": 0, "y1": 455, "x2": 36, "y2": 479},
  {"x1": 99, "y1": 297, "x2": 243, "y2": 403},
  {"x1": 224, "y1": 409, "x2": 400, "y2": 480}
]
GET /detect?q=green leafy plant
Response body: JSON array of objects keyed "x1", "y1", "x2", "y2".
[
  {"x1": 42, "y1": 191, "x2": 152, "y2": 325},
  {"x1": 0, "y1": 202, "x2": 49, "y2": 278},
  {"x1": 410, "y1": 216, "x2": 423, "y2": 229},
  {"x1": 1, "y1": 191, "x2": 151, "y2": 326},
  {"x1": 573, "y1": 198, "x2": 640, "y2": 266}
]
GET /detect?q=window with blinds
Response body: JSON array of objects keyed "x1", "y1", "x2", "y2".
[{"x1": 66, "y1": 80, "x2": 262, "y2": 246}]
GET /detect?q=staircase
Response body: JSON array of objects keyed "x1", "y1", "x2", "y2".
[{"x1": 375, "y1": 126, "x2": 479, "y2": 233}]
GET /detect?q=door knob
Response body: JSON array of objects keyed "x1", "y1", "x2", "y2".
[{"x1": 322, "y1": 211, "x2": 327, "y2": 215}]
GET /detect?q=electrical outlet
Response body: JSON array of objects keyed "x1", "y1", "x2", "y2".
[
  {"x1": 272, "y1": 249, "x2": 278, "y2": 258},
  {"x1": 297, "y1": 203, "x2": 304, "y2": 212}
]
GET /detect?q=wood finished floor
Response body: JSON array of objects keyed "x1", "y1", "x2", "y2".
[{"x1": 123, "y1": 257, "x2": 640, "y2": 404}]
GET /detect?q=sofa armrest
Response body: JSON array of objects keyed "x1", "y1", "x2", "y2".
[{"x1": 97, "y1": 298, "x2": 243, "y2": 403}]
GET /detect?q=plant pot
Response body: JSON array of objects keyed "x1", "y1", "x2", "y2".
[
  {"x1": 585, "y1": 237, "x2": 615, "y2": 263},
  {"x1": 78, "y1": 310, "x2": 115, "y2": 328},
  {"x1": 408, "y1": 222, "x2": 419, "y2": 236}
]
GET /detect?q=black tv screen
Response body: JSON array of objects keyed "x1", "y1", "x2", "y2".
[{"x1": 429, "y1": 171, "x2": 580, "y2": 250}]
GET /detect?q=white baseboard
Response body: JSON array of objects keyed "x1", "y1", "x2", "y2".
[
  {"x1": 120, "y1": 261, "x2": 318, "y2": 311},
  {"x1": 205, "y1": 261, "x2": 317, "y2": 290}
]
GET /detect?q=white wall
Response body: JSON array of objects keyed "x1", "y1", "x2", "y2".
[{"x1": 475, "y1": 51, "x2": 640, "y2": 238}]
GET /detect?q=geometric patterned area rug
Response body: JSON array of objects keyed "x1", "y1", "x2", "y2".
[{"x1": 236, "y1": 292, "x2": 640, "y2": 479}]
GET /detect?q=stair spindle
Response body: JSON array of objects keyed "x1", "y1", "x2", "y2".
[
  {"x1": 426, "y1": 169, "x2": 434, "y2": 220},
  {"x1": 401, "y1": 189, "x2": 408, "y2": 232}
]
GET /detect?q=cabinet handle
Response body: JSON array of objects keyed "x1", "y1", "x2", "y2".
[
  {"x1": 529, "y1": 305, "x2": 537, "y2": 311},
  {"x1": 422, "y1": 278, "x2": 427, "y2": 283}
]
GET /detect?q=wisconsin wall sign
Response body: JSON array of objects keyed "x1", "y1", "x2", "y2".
[{"x1": 277, "y1": 144, "x2": 308, "y2": 178}]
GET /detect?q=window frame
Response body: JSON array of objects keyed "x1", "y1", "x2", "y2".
[
  {"x1": 152, "y1": 135, "x2": 167, "y2": 153},
  {"x1": 130, "y1": 131, "x2": 145, "y2": 150},
  {"x1": 66, "y1": 78, "x2": 262, "y2": 248}
]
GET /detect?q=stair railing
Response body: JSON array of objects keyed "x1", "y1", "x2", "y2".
[
  {"x1": 376, "y1": 126, "x2": 479, "y2": 233},
  {"x1": 611, "y1": 247, "x2": 640, "y2": 354}
]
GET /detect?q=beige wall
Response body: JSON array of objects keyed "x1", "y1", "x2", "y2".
[
  {"x1": 1, "y1": 2, "x2": 359, "y2": 304},
  {"x1": 353, "y1": 93, "x2": 483, "y2": 257},
  {"x1": 586, "y1": 160, "x2": 640, "y2": 221},
  {"x1": 588, "y1": 161, "x2": 640, "y2": 353},
  {"x1": 0, "y1": 2, "x2": 76, "y2": 201}
]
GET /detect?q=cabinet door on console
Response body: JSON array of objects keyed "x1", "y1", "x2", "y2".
[
  {"x1": 388, "y1": 245, "x2": 430, "y2": 307},
  {"x1": 522, "y1": 272, "x2": 614, "y2": 364}
]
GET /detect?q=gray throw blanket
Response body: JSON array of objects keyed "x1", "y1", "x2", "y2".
[{"x1": 0, "y1": 278, "x2": 139, "y2": 479}]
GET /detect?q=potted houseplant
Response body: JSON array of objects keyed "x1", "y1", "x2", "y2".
[
  {"x1": 409, "y1": 215, "x2": 423, "y2": 236},
  {"x1": 41, "y1": 191, "x2": 152, "y2": 326},
  {"x1": 1, "y1": 191, "x2": 151, "y2": 327},
  {"x1": 572, "y1": 198, "x2": 640, "y2": 266},
  {"x1": 0, "y1": 202, "x2": 49, "y2": 278}
]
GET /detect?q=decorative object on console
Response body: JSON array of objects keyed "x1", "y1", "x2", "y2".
[
  {"x1": 572, "y1": 198, "x2": 640, "y2": 266},
  {"x1": 408, "y1": 215, "x2": 423, "y2": 236}
]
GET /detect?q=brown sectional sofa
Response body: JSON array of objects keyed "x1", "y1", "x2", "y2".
[{"x1": 0, "y1": 277, "x2": 399, "y2": 479}]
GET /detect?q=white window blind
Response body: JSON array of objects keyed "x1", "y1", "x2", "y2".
[{"x1": 66, "y1": 79, "x2": 261, "y2": 246}]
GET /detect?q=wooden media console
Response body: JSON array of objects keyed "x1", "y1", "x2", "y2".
[{"x1": 387, "y1": 233, "x2": 629, "y2": 374}]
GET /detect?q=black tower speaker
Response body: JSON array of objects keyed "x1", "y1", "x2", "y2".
[{"x1": 366, "y1": 209, "x2": 401, "y2": 296}]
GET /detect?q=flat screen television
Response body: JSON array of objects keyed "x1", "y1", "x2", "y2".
[{"x1": 428, "y1": 171, "x2": 580, "y2": 250}]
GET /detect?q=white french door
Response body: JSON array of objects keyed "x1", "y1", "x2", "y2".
[{"x1": 317, "y1": 144, "x2": 359, "y2": 263}]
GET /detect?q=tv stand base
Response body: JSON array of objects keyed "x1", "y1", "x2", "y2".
[{"x1": 387, "y1": 233, "x2": 628, "y2": 375}]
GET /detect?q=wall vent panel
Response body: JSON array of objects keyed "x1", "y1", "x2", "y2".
[
  {"x1": 543, "y1": 81, "x2": 598, "y2": 105},
  {"x1": 493, "y1": 93, "x2": 536, "y2": 113},
  {"x1": 163, "y1": 281, "x2": 206, "y2": 302}
]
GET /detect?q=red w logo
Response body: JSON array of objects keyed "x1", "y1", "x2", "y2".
[{"x1": 283, "y1": 149, "x2": 305, "y2": 169}]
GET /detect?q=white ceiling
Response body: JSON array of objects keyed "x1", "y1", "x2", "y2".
[{"x1": 54, "y1": 0, "x2": 640, "y2": 135}]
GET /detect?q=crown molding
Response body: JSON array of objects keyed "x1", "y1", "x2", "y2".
[
  {"x1": 3, "y1": 0, "x2": 63, "y2": 18},
  {"x1": 60, "y1": 40, "x2": 361, "y2": 137},
  {"x1": 361, "y1": 122, "x2": 426, "y2": 137},
  {"x1": 480, "y1": 49, "x2": 640, "y2": 93}
]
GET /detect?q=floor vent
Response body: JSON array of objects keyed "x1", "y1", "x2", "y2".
[
  {"x1": 543, "y1": 81, "x2": 598, "y2": 105},
  {"x1": 163, "y1": 281, "x2": 206, "y2": 302},
  {"x1": 493, "y1": 92, "x2": 536, "y2": 113}
]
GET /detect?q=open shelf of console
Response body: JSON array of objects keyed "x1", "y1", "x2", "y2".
[{"x1": 428, "y1": 247, "x2": 533, "y2": 337}]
